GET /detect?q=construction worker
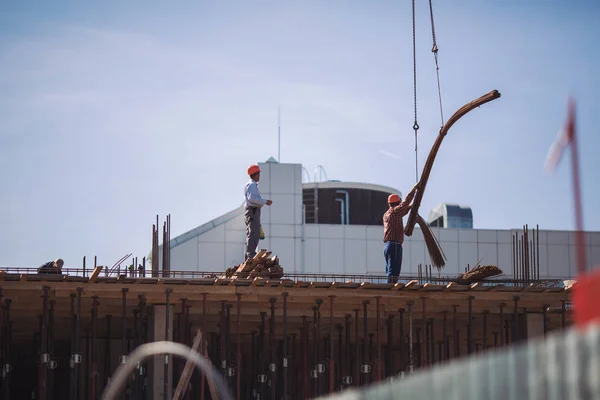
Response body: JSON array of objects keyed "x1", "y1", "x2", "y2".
[
  {"x1": 383, "y1": 184, "x2": 418, "y2": 283},
  {"x1": 38, "y1": 258, "x2": 64, "y2": 274},
  {"x1": 244, "y1": 164, "x2": 273, "y2": 260}
]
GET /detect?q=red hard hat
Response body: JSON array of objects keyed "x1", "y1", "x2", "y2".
[
  {"x1": 248, "y1": 164, "x2": 261, "y2": 176},
  {"x1": 388, "y1": 194, "x2": 401, "y2": 204}
]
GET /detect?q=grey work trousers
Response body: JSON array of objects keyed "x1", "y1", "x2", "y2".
[{"x1": 244, "y1": 206, "x2": 261, "y2": 260}]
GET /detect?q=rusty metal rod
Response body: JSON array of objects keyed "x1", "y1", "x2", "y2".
[
  {"x1": 452, "y1": 305, "x2": 458, "y2": 358},
  {"x1": 329, "y1": 296, "x2": 335, "y2": 393},
  {"x1": 421, "y1": 297, "x2": 427, "y2": 368},
  {"x1": 39, "y1": 286, "x2": 49, "y2": 400},
  {"x1": 236, "y1": 294, "x2": 242, "y2": 400},
  {"x1": 282, "y1": 293, "x2": 289, "y2": 399},
  {"x1": 353, "y1": 309, "x2": 359, "y2": 387},
  {"x1": 376, "y1": 296, "x2": 381, "y2": 381},
  {"x1": 270, "y1": 298, "x2": 277, "y2": 400},
  {"x1": 164, "y1": 289, "x2": 172, "y2": 400},
  {"x1": 407, "y1": 301, "x2": 414, "y2": 372},
  {"x1": 398, "y1": 308, "x2": 405, "y2": 371},
  {"x1": 91, "y1": 296, "x2": 99, "y2": 400}
]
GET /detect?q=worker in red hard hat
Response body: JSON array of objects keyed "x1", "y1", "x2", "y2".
[
  {"x1": 244, "y1": 164, "x2": 273, "y2": 260},
  {"x1": 383, "y1": 184, "x2": 418, "y2": 283}
]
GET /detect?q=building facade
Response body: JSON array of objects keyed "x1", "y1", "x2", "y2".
[{"x1": 157, "y1": 159, "x2": 600, "y2": 279}]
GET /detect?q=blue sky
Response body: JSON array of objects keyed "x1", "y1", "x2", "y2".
[{"x1": 1, "y1": 0, "x2": 599, "y2": 267}]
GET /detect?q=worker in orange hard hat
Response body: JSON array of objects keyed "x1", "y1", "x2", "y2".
[
  {"x1": 383, "y1": 184, "x2": 418, "y2": 283},
  {"x1": 244, "y1": 164, "x2": 273, "y2": 260}
]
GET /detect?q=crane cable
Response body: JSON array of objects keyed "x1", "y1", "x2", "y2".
[
  {"x1": 428, "y1": 0, "x2": 445, "y2": 127},
  {"x1": 412, "y1": 0, "x2": 419, "y2": 183},
  {"x1": 412, "y1": 0, "x2": 445, "y2": 184}
]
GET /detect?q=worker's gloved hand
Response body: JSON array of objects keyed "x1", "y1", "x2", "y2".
[{"x1": 260, "y1": 226, "x2": 265, "y2": 240}]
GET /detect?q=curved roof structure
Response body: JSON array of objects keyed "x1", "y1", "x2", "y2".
[{"x1": 302, "y1": 181, "x2": 401, "y2": 197}]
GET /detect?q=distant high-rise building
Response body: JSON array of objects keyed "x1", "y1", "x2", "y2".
[{"x1": 428, "y1": 203, "x2": 473, "y2": 229}]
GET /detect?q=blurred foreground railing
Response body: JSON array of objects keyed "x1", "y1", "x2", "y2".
[{"x1": 318, "y1": 322, "x2": 599, "y2": 400}]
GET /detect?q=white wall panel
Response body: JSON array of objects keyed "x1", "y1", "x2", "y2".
[
  {"x1": 197, "y1": 224, "x2": 225, "y2": 243},
  {"x1": 536, "y1": 244, "x2": 549, "y2": 278},
  {"x1": 319, "y1": 225, "x2": 344, "y2": 239},
  {"x1": 344, "y1": 239, "x2": 367, "y2": 274},
  {"x1": 458, "y1": 229, "x2": 478, "y2": 242},
  {"x1": 497, "y1": 243, "x2": 513, "y2": 276},
  {"x1": 225, "y1": 215, "x2": 246, "y2": 231},
  {"x1": 269, "y1": 163, "x2": 297, "y2": 195},
  {"x1": 409, "y1": 240, "x2": 426, "y2": 273},
  {"x1": 591, "y1": 233, "x2": 600, "y2": 247},
  {"x1": 170, "y1": 238, "x2": 199, "y2": 271},
  {"x1": 198, "y1": 242, "x2": 225, "y2": 271},
  {"x1": 269, "y1": 194, "x2": 296, "y2": 225},
  {"x1": 547, "y1": 244, "x2": 569, "y2": 278},
  {"x1": 225, "y1": 243, "x2": 245, "y2": 268},
  {"x1": 260, "y1": 204, "x2": 271, "y2": 225},
  {"x1": 294, "y1": 194, "x2": 303, "y2": 225},
  {"x1": 459, "y1": 242, "x2": 478, "y2": 270},
  {"x1": 320, "y1": 238, "x2": 344, "y2": 274},
  {"x1": 304, "y1": 239, "x2": 320, "y2": 273},
  {"x1": 441, "y1": 242, "x2": 460, "y2": 275},
  {"x1": 294, "y1": 238, "x2": 303, "y2": 273},
  {"x1": 439, "y1": 228, "x2": 459, "y2": 242},
  {"x1": 367, "y1": 226, "x2": 382, "y2": 240},
  {"x1": 269, "y1": 224, "x2": 295, "y2": 238},
  {"x1": 478, "y1": 243, "x2": 498, "y2": 267},
  {"x1": 366, "y1": 240, "x2": 383, "y2": 274},
  {"x1": 304, "y1": 225, "x2": 319, "y2": 239},
  {"x1": 345, "y1": 226, "x2": 367, "y2": 240},
  {"x1": 478, "y1": 230, "x2": 498, "y2": 244},
  {"x1": 547, "y1": 231, "x2": 569, "y2": 245},
  {"x1": 497, "y1": 230, "x2": 513, "y2": 244},
  {"x1": 270, "y1": 238, "x2": 295, "y2": 271},
  {"x1": 225, "y1": 229, "x2": 245, "y2": 243}
]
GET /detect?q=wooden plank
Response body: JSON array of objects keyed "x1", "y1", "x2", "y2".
[
  {"x1": 393, "y1": 282, "x2": 406, "y2": 290},
  {"x1": 421, "y1": 283, "x2": 445, "y2": 291},
  {"x1": 172, "y1": 329, "x2": 203, "y2": 400},
  {"x1": 404, "y1": 280, "x2": 421, "y2": 290},
  {"x1": 446, "y1": 282, "x2": 470, "y2": 291},
  {"x1": 470, "y1": 282, "x2": 492, "y2": 291},
  {"x1": 88, "y1": 266, "x2": 103, "y2": 282}
]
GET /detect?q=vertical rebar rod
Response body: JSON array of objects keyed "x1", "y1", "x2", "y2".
[
  {"x1": 376, "y1": 296, "x2": 382, "y2": 381},
  {"x1": 452, "y1": 305, "x2": 458, "y2": 358},
  {"x1": 353, "y1": 309, "x2": 359, "y2": 387},
  {"x1": 39, "y1": 286, "x2": 49, "y2": 400},
  {"x1": 499, "y1": 303, "x2": 505, "y2": 345},
  {"x1": 164, "y1": 289, "x2": 172, "y2": 400},
  {"x1": 91, "y1": 296, "x2": 99, "y2": 400},
  {"x1": 236, "y1": 294, "x2": 242, "y2": 400},
  {"x1": 201, "y1": 293, "x2": 207, "y2": 400},
  {"x1": 421, "y1": 297, "x2": 427, "y2": 368},
  {"x1": 407, "y1": 301, "x2": 414, "y2": 372},
  {"x1": 467, "y1": 296, "x2": 474, "y2": 354},
  {"x1": 386, "y1": 315, "x2": 394, "y2": 377},
  {"x1": 282, "y1": 293, "x2": 289, "y2": 399},
  {"x1": 399, "y1": 308, "x2": 405, "y2": 371},
  {"x1": 483, "y1": 310, "x2": 488, "y2": 351},
  {"x1": 328, "y1": 296, "x2": 335, "y2": 393},
  {"x1": 270, "y1": 298, "x2": 277, "y2": 400}
]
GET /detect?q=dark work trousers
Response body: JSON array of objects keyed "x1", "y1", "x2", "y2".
[
  {"x1": 244, "y1": 206, "x2": 261, "y2": 260},
  {"x1": 384, "y1": 241, "x2": 403, "y2": 283}
]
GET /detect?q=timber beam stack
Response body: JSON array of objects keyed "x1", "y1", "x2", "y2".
[{"x1": 222, "y1": 249, "x2": 284, "y2": 279}]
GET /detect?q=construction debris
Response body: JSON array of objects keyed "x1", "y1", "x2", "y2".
[
  {"x1": 222, "y1": 249, "x2": 284, "y2": 279},
  {"x1": 455, "y1": 265, "x2": 503, "y2": 284}
]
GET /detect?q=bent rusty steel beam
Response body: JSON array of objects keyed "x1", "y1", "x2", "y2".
[{"x1": 405, "y1": 89, "x2": 502, "y2": 236}]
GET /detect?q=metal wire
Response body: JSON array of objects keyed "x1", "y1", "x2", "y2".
[{"x1": 101, "y1": 341, "x2": 234, "y2": 400}]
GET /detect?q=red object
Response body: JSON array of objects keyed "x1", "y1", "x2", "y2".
[
  {"x1": 573, "y1": 268, "x2": 600, "y2": 328},
  {"x1": 388, "y1": 194, "x2": 401, "y2": 203},
  {"x1": 247, "y1": 164, "x2": 261, "y2": 176}
]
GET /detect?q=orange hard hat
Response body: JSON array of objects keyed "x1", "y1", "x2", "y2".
[
  {"x1": 248, "y1": 164, "x2": 261, "y2": 176},
  {"x1": 388, "y1": 194, "x2": 401, "y2": 204}
]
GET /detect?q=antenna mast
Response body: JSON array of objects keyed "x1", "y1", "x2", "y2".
[{"x1": 278, "y1": 104, "x2": 281, "y2": 162}]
